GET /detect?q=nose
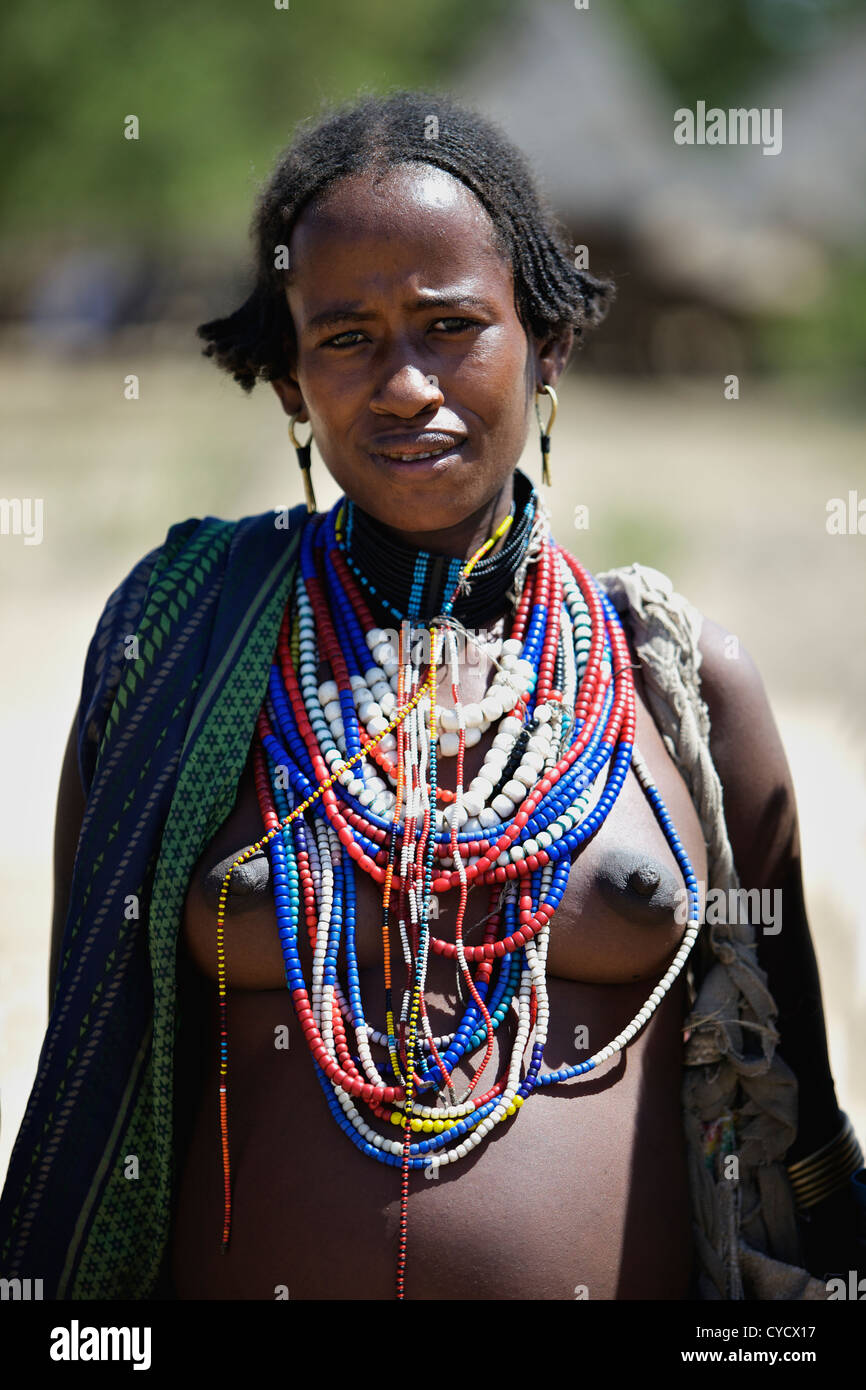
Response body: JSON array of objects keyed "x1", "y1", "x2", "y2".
[{"x1": 369, "y1": 363, "x2": 444, "y2": 418}]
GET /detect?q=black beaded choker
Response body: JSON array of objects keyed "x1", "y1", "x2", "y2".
[{"x1": 338, "y1": 468, "x2": 540, "y2": 629}]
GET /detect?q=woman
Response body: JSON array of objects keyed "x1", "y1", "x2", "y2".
[{"x1": 2, "y1": 91, "x2": 860, "y2": 1301}]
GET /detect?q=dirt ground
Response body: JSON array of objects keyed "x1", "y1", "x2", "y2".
[{"x1": 1, "y1": 341, "x2": 864, "y2": 1200}]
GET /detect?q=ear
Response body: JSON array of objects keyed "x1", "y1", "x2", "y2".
[
  {"x1": 270, "y1": 376, "x2": 307, "y2": 421},
  {"x1": 533, "y1": 328, "x2": 574, "y2": 391}
]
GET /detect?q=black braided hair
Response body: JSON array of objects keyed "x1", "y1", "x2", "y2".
[{"x1": 198, "y1": 89, "x2": 616, "y2": 392}]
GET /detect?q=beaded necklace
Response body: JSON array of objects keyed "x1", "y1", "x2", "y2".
[
  {"x1": 341, "y1": 466, "x2": 539, "y2": 626},
  {"x1": 214, "y1": 482, "x2": 701, "y2": 1299}
]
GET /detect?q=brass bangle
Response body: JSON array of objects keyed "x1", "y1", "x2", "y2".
[
  {"x1": 792, "y1": 1140, "x2": 860, "y2": 1190},
  {"x1": 787, "y1": 1113, "x2": 864, "y2": 1211}
]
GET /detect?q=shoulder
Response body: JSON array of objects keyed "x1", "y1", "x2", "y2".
[
  {"x1": 592, "y1": 559, "x2": 781, "y2": 771},
  {"x1": 696, "y1": 616, "x2": 769, "y2": 749},
  {"x1": 696, "y1": 613, "x2": 783, "y2": 767},
  {"x1": 593, "y1": 558, "x2": 799, "y2": 868},
  {"x1": 90, "y1": 503, "x2": 307, "y2": 628},
  {"x1": 77, "y1": 504, "x2": 308, "y2": 793},
  {"x1": 696, "y1": 613, "x2": 800, "y2": 872}
]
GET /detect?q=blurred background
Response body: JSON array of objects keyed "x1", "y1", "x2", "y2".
[{"x1": 1, "y1": 0, "x2": 864, "y2": 1203}]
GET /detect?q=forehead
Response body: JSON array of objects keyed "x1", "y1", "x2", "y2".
[{"x1": 286, "y1": 163, "x2": 512, "y2": 305}]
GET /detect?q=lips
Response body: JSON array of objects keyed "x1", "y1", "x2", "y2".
[{"x1": 368, "y1": 432, "x2": 466, "y2": 463}]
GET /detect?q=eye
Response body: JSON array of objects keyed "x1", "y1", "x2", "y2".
[
  {"x1": 321, "y1": 330, "x2": 366, "y2": 348},
  {"x1": 320, "y1": 317, "x2": 481, "y2": 348},
  {"x1": 431, "y1": 317, "x2": 480, "y2": 333}
]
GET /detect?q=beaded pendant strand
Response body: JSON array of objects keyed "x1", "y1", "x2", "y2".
[{"x1": 214, "y1": 488, "x2": 701, "y2": 1299}]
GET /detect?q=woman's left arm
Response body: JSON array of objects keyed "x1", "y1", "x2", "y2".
[{"x1": 697, "y1": 616, "x2": 863, "y2": 1277}]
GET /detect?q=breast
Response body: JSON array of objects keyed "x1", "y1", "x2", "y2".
[{"x1": 181, "y1": 668, "x2": 708, "y2": 991}]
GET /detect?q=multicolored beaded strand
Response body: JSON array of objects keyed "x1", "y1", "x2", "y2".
[
  {"x1": 214, "y1": 653, "x2": 438, "y2": 1252},
  {"x1": 214, "y1": 488, "x2": 702, "y2": 1299}
]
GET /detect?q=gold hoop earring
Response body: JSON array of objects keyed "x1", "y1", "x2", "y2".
[
  {"x1": 534, "y1": 383, "x2": 557, "y2": 488},
  {"x1": 289, "y1": 415, "x2": 317, "y2": 515}
]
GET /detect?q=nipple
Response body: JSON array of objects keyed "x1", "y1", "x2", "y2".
[
  {"x1": 202, "y1": 849, "x2": 270, "y2": 908},
  {"x1": 626, "y1": 864, "x2": 662, "y2": 898},
  {"x1": 595, "y1": 848, "x2": 679, "y2": 924}
]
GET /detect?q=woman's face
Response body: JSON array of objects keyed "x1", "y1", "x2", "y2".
[{"x1": 272, "y1": 162, "x2": 571, "y2": 541}]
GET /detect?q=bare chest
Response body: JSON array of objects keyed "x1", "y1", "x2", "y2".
[{"x1": 171, "y1": 645, "x2": 707, "y2": 1300}]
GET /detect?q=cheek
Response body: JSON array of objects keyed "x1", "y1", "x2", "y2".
[
  {"x1": 297, "y1": 367, "x2": 361, "y2": 454},
  {"x1": 459, "y1": 330, "x2": 531, "y2": 428},
  {"x1": 296, "y1": 356, "x2": 352, "y2": 412}
]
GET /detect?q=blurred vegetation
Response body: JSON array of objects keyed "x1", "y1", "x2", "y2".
[
  {"x1": 617, "y1": 0, "x2": 863, "y2": 103},
  {"x1": 756, "y1": 255, "x2": 866, "y2": 393},
  {"x1": 0, "y1": 0, "x2": 508, "y2": 243},
  {"x1": 3, "y1": 0, "x2": 862, "y2": 242},
  {"x1": 1, "y1": 0, "x2": 863, "y2": 379}
]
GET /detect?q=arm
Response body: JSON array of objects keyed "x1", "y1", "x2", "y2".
[
  {"x1": 49, "y1": 535, "x2": 172, "y2": 1003},
  {"x1": 697, "y1": 616, "x2": 861, "y2": 1275}
]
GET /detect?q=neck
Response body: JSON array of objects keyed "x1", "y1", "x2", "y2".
[
  {"x1": 336, "y1": 468, "x2": 540, "y2": 628},
  {"x1": 376, "y1": 474, "x2": 515, "y2": 562}
]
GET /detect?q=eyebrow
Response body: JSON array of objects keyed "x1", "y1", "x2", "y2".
[{"x1": 304, "y1": 293, "x2": 498, "y2": 332}]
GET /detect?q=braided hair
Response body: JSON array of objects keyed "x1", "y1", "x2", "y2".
[{"x1": 198, "y1": 89, "x2": 615, "y2": 391}]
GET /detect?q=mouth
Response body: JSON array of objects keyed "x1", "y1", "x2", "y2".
[
  {"x1": 367, "y1": 433, "x2": 467, "y2": 467},
  {"x1": 377, "y1": 445, "x2": 453, "y2": 462}
]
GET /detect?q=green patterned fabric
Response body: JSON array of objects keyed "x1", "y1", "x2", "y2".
[{"x1": 0, "y1": 505, "x2": 307, "y2": 1297}]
